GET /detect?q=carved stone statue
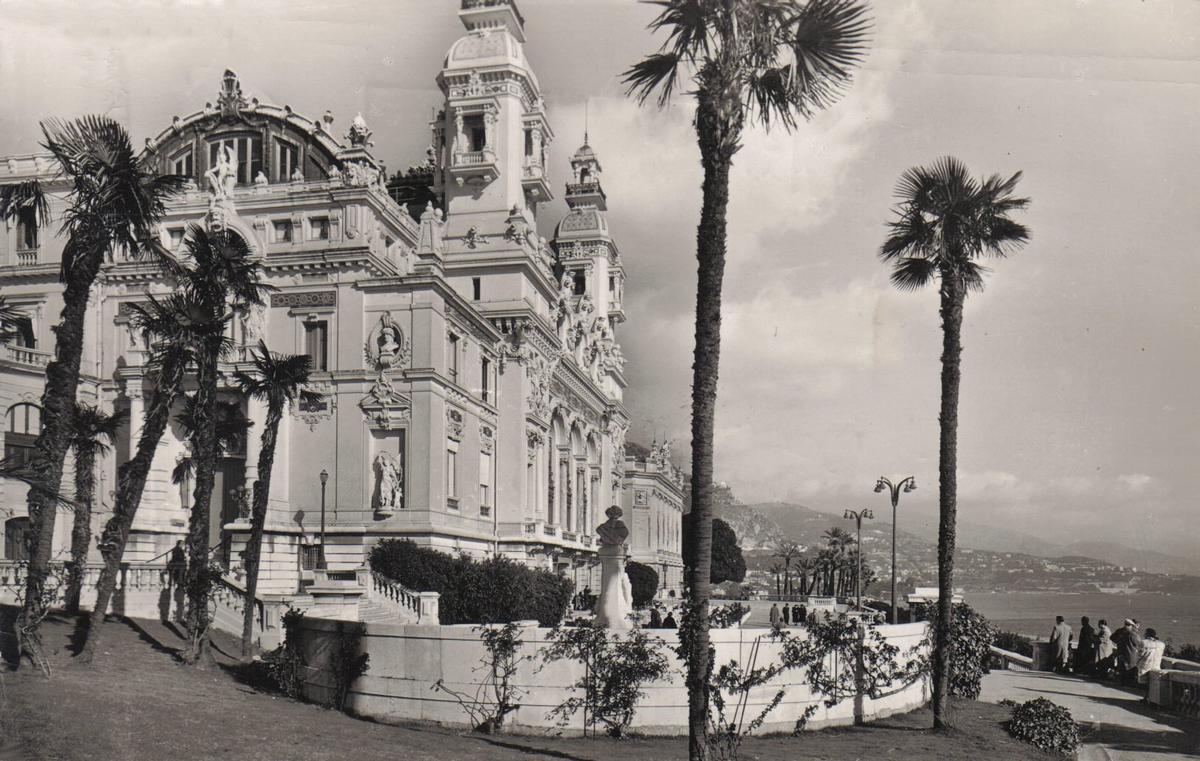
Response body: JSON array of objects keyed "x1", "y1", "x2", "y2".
[
  {"x1": 597, "y1": 504, "x2": 629, "y2": 548},
  {"x1": 206, "y1": 144, "x2": 237, "y2": 200},
  {"x1": 375, "y1": 451, "x2": 403, "y2": 514},
  {"x1": 594, "y1": 505, "x2": 632, "y2": 629},
  {"x1": 290, "y1": 164, "x2": 305, "y2": 183},
  {"x1": 253, "y1": 170, "x2": 268, "y2": 186}
]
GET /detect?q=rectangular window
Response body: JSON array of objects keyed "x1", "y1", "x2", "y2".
[
  {"x1": 7, "y1": 316, "x2": 35, "y2": 348},
  {"x1": 310, "y1": 217, "x2": 330, "y2": 241},
  {"x1": 171, "y1": 147, "x2": 193, "y2": 179},
  {"x1": 480, "y1": 451, "x2": 493, "y2": 509},
  {"x1": 524, "y1": 129, "x2": 533, "y2": 159},
  {"x1": 276, "y1": 139, "x2": 299, "y2": 182},
  {"x1": 481, "y1": 358, "x2": 490, "y2": 403},
  {"x1": 446, "y1": 448, "x2": 458, "y2": 501},
  {"x1": 168, "y1": 228, "x2": 185, "y2": 250},
  {"x1": 609, "y1": 275, "x2": 616, "y2": 297},
  {"x1": 447, "y1": 333, "x2": 459, "y2": 382},
  {"x1": 16, "y1": 208, "x2": 37, "y2": 251},
  {"x1": 472, "y1": 277, "x2": 481, "y2": 301},
  {"x1": 273, "y1": 220, "x2": 293, "y2": 243},
  {"x1": 464, "y1": 115, "x2": 486, "y2": 152},
  {"x1": 572, "y1": 270, "x2": 586, "y2": 296},
  {"x1": 304, "y1": 320, "x2": 329, "y2": 371}
]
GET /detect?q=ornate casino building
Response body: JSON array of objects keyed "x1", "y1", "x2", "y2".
[{"x1": 0, "y1": 1, "x2": 684, "y2": 598}]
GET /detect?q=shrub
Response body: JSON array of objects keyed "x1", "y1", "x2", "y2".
[
  {"x1": 261, "y1": 608, "x2": 308, "y2": 698},
  {"x1": 1005, "y1": 697, "x2": 1081, "y2": 755},
  {"x1": 1166, "y1": 642, "x2": 1200, "y2": 662},
  {"x1": 625, "y1": 561, "x2": 659, "y2": 608},
  {"x1": 710, "y1": 602, "x2": 750, "y2": 629},
  {"x1": 912, "y1": 601, "x2": 997, "y2": 700},
  {"x1": 541, "y1": 623, "x2": 671, "y2": 738},
  {"x1": 994, "y1": 630, "x2": 1034, "y2": 657},
  {"x1": 369, "y1": 540, "x2": 573, "y2": 626}
]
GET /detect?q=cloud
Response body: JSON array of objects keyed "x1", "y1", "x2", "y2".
[{"x1": 1118, "y1": 473, "x2": 1154, "y2": 492}]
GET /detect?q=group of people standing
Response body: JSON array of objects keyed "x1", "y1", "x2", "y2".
[
  {"x1": 768, "y1": 602, "x2": 809, "y2": 628},
  {"x1": 1049, "y1": 615, "x2": 1166, "y2": 688}
]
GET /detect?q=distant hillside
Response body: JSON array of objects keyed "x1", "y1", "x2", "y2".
[{"x1": 717, "y1": 500, "x2": 1198, "y2": 593}]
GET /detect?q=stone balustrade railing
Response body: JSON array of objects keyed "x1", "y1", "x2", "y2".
[
  {"x1": 453, "y1": 150, "x2": 493, "y2": 167},
  {"x1": 0, "y1": 344, "x2": 53, "y2": 369},
  {"x1": 367, "y1": 569, "x2": 438, "y2": 624},
  {"x1": 988, "y1": 644, "x2": 1035, "y2": 671}
]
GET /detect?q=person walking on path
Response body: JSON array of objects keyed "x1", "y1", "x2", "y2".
[
  {"x1": 769, "y1": 603, "x2": 781, "y2": 630},
  {"x1": 1075, "y1": 616, "x2": 1098, "y2": 675},
  {"x1": 1050, "y1": 616, "x2": 1073, "y2": 673},
  {"x1": 782, "y1": 604, "x2": 791, "y2": 626}
]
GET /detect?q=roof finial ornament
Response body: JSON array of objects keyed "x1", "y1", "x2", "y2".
[
  {"x1": 217, "y1": 69, "x2": 247, "y2": 119},
  {"x1": 346, "y1": 112, "x2": 374, "y2": 148},
  {"x1": 584, "y1": 99, "x2": 589, "y2": 147}
]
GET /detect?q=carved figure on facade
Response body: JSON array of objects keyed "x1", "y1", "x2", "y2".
[
  {"x1": 290, "y1": 164, "x2": 305, "y2": 183},
  {"x1": 346, "y1": 112, "x2": 374, "y2": 148},
  {"x1": 364, "y1": 311, "x2": 410, "y2": 373},
  {"x1": 447, "y1": 408, "x2": 465, "y2": 442},
  {"x1": 526, "y1": 428, "x2": 544, "y2": 463},
  {"x1": 291, "y1": 382, "x2": 336, "y2": 430},
  {"x1": 217, "y1": 70, "x2": 248, "y2": 118},
  {"x1": 375, "y1": 451, "x2": 403, "y2": 514},
  {"x1": 239, "y1": 301, "x2": 267, "y2": 346},
  {"x1": 253, "y1": 170, "x2": 269, "y2": 187},
  {"x1": 206, "y1": 144, "x2": 237, "y2": 201},
  {"x1": 463, "y1": 225, "x2": 489, "y2": 249},
  {"x1": 480, "y1": 424, "x2": 495, "y2": 454}
]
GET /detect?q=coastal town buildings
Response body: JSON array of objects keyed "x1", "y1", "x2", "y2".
[{"x1": 0, "y1": 0, "x2": 676, "y2": 599}]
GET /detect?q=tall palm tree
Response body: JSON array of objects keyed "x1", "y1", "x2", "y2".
[
  {"x1": 81, "y1": 294, "x2": 210, "y2": 662},
  {"x1": 171, "y1": 226, "x2": 269, "y2": 665},
  {"x1": 170, "y1": 397, "x2": 253, "y2": 491},
  {"x1": 771, "y1": 538, "x2": 801, "y2": 596},
  {"x1": 4, "y1": 117, "x2": 184, "y2": 671},
  {"x1": 232, "y1": 342, "x2": 313, "y2": 658},
  {"x1": 880, "y1": 156, "x2": 1030, "y2": 729},
  {"x1": 625, "y1": 5, "x2": 869, "y2": 752},
  {"x1": 768, "y1": 562, "x2": 784, "y2": 596},
  {"x1": 794, "y1": 555, "x2": 816, "y2": 595},
  {"x1": 64, "y1": 403, "x2": 127, "y2": 612}
]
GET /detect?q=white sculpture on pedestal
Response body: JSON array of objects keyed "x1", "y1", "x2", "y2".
[
  {"x1": 375, "y1": 451, "x2": 403, "y2": 515},
  {"x1": 594, "y1": 505, "x2": 633, "y2": 629}
]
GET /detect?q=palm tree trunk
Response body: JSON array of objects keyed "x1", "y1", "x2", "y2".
[
  {"x1": 241, "y1": 402, "x2": 281, "y2": 658},
  {"x1": 18, "y1": 265, "x2": 99, "y2": 672},
  {"x1": 184, "y1": 348, "x2": 221, "y2": 665},
  {"x1": 65, "y1": 444, "x2": 96, "y2": 613},
  {"x1": 932, "y1": 277, "x2": 964, "y2": 730},
  {"x1": 81, "y1": 356, "x2": 187, "y2": 662},
  {"x1": 684, "y1": 94, "x2": 734, "y2": 761}
]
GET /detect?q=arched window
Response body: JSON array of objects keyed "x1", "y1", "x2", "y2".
[{"x1": 5, "y1": 402, "x2": 41, "y2": 466}]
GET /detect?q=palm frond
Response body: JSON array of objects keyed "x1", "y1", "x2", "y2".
[
  {"x1": 70, "y1": 403, "x2": 129, "y2": 456},
  {"x1": 785, "y1": 0, "x2": 872, "y2": 119},
  {"x1": 0, "y1": 179, "x2": 51, "y2": 228},
  {"x1": 623, "y1": 52, "x2": 685, "y2": 106},
  {"x1": 889, "y1": 257, "x2": 937, "y2": 292}
]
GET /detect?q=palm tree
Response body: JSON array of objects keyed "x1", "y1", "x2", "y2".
[
  {"x1": 80, "y1": 294, "x2": 210, "y2": 662},
  {"x1": 4, "y1": 117, "x2": 184, "y2": 671},
  {"x1": 794, "y1": 555, "x2": 815, "y2": 595},
  {"x1": 625, "y1": 5, "x2": 869, "y2": 752},
  {"x1": 879, "y1": 156, "x2": 1030, "y2": 729},
  {"x1": 232, "y1": 342, "x2": 313, "y2": 658},
  {"x1": 771, "y1": 538, "x2": 801, "y2": 596},
  {"x1": 172, "y1": 226, "x2": 269, "y2": 665},
  {"x1": 64, "y1": 403, "x2": 127, "y2": 612},
  {"x1": 768, "y1": 562, "x2": 784, "y2": 596}
]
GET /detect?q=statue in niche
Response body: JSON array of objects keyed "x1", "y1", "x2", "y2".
[
  {"x1": 365, "y1": 311, "x2": 409, "y2": 372},
  {"x1": 206, "y1": 144, "x2": 237, "y2": 201},
  {"x1": 375, "y1": 451, "x2": 403, "y2": 513},
  {"x1": 253, "y1": 170, "x2": 268, "y2": 186},
  {"x1": 290, "y1": 165, "x2": 305, "y2": 183}
]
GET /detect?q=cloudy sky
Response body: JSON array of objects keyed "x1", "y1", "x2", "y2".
[{"x1": 2, "y1": 0, "x2": 1197, "y2": 557}]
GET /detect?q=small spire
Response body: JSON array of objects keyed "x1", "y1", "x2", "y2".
[{"x1": 584, "y1": 100, "x2": 589, "y2": 146}]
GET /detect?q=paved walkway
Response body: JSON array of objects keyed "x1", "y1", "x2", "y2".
[{"x1": 980, "y1": 670, "x2": 1200, "y2": 760}]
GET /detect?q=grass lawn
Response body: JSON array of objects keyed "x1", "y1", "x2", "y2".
[{"x1": 0, "y1": 606, "x2": 1051, "y2": 761}]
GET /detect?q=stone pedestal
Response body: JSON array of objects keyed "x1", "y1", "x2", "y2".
[{"x1": 594, "y1": 543, "x2": 632, "y2": 629}]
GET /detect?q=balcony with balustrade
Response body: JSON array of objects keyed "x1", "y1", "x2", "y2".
[
  {"x1": 447, "y1": 149, "x2": 500, "y2": 188},
  {"x1": 521, "y1": 159, "x2": 553, "y2": 201},
  {"x1": 0, "y1": 343, "x2": 52, "y2": 372}
]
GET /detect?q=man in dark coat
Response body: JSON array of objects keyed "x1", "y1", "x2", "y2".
[
  {"x1": 782, "y1": 604, "x2": 791, "y2": 626},
  {"x1": 1075, "y1": 616, "x2": 1098, "y2": 675}
]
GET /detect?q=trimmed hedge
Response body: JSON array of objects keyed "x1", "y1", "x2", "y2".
[
  {"x1": 625, "y1": 561, "x2": 659, "y2": 608},
  {"x1": 368, "y1": 539, "x2": 573, "y2": 626}
]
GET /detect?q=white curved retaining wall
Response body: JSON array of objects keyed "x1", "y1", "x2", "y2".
[{"x1": 293, "y1": 619, "x2": 931, "y2": 735}]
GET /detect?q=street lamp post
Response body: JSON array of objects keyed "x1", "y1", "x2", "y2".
[
  {"x1": 843, "y1": 508, "x2": 874, "y2": 613},
  {"x1": 874, "y1": 476, "x2": 916, "y2": 624},
  {"x1": 319, "y1": 469, "x2": 329, "y2": 570}
]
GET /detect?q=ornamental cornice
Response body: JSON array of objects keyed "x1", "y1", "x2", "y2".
[{"x1": 440, "y1": 68, "x2": 541, "y2": 115}]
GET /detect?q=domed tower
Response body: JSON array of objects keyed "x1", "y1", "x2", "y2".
[
  {"x1": 434, "y1": 0, "x2": 554, "y2": 232},
  {"x1": 553, "y1": 139, "x2": 627, "y2": 332}
]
